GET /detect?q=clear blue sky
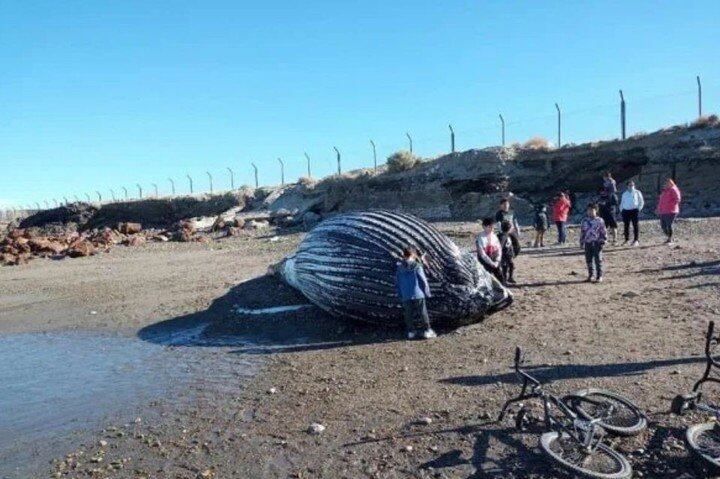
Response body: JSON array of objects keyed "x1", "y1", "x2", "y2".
[{"x1": 1, "y1": 0, "x2": 718, "y2": 209}]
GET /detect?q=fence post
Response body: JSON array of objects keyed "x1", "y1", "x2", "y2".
[
  {"x1": 555, "y1": 103, "x2": 561, "y2": 148},
  {"x1": 85, "y1": 193, "x2": 92, "y2": 202},
  {"x1": 697, "y1": 75, "x2": 702, "y2": 117},
  {"x1": 333, "y1": 147, "x2": 341, "y2": 175},
  {"x1": 186, "y1": 174, "x2": 193, "y2": 194},
  {"x1": 35, "y1": 202, "x2": 40, "y2": 210},
  {"x1": 370, "y1": 140, "x2": 377, "y2": 171},
  {"x1": 277, "y1": 158, "x2": 285, "y2": 186},
  {"x1": 227, "y1": 167, "x2": 234, "y2": 190},
  {"x1": 406, "y1": 132, "x2": 413, "y2": 153},
  {"x1": 110, "y1": 189, "x2": 116, "y2": 202},
  {"x1": 168, "y1": 178, "x2": 175, "y2": 195},
  {"x1": 121, "y1": 188, "x2": 128, "y2": 200},
  {"x1": 499, "y1": 114, "x2": 505, "y2": 147},
  {"x1": 251, "y1": 163, "x2": 259, "y2": 188},
  {"x1": 619, "y1": 90, "x2": 626, "y2": 140},
  {"x1": 136, "y1": 184, "x2": 143, "y2": 199},
  {"x1": 44, "y1": 200, "x2": 49, "y2": 209},
  {"x1": 448, "y1": 124, "x2": 455, "y2": 153},
  {"x1": 304, "y1": 152, "x2": 311, "y2": 178},
  {"x1": 96, "y1": 191, "x2": 102, "y2": 202},
  {"x1": 206, "y1": 171, "x2": 213, "y2": 194},
  {"x1": 152, "y1": 183, "x2": 158, "y2": 197}
]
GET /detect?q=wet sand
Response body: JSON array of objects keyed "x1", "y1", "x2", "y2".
[{"x1": 1, "y1": 219, "x2": 719, "y2": 477}]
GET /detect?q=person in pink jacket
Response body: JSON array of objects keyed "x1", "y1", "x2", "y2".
[{"x1": 656, "y1": 178, "x2": 682, "y2": 244}]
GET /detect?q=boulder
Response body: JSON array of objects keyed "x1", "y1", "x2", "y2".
[
  {"x1": 124, "y1": 236, "x2": 147, "y2": 247},
  {"x1": 67, "y1": 239, "x2": 96, "y2": 258},
  {"x1": 118, "y1": 222, "x2": 142, "y2": 235},
  {"x1": 244, "y1": 219, "x2": 270, "y2": 230}
]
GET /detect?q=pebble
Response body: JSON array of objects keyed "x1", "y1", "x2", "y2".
[
  {"x1": 402, "y1": 445, "x2": 413, "y2": 453},
  {"x1": 98, "y1": 440, "x2": 108, "y2": 448},
  {"x1": 308, "y1": 423, "x2": 326, "y2": 435},
  {"x1": 418, "y1": 416, "x2": 433, "y2": 425},
  {"x1": 268, "y1": 387, "x2": 277, "y2": 394}
]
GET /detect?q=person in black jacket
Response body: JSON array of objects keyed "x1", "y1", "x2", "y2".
[
  {"x1": 533, "y1": 204, "x2": 549, "y2": 248},
  {"x1": 494, "y1": 198, "x2": 521, "y2": 256},
  {"x1": 497, "y1": 221, "x2": 516, "y2": 285}
]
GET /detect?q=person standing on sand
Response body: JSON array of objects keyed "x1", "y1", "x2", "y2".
[
  {"x1": 533, "y1": 204, "x2": 549, "y2": 248},
  {"x1": 552, "y1": 192, "x2": 571, "y2": 245},
  {"x1": 476, "y1": 217, "x2": 503, "y2": 283},
  {"x1": 494, "y1": 198, "x2": 521, "y2": 256},
  {"x1": 395, "y1": 247, "x2": 436, "y2": 340},
  {"x1": 497, "y1": 221, "x2": 516, "y2": 285},
  {"x1": 656, "y1": 178, "x2": 682, "y2": 244},
  {"x1": 603, "y1": 171, "x2": 618, "y2": 212},
  {"x1": 598, "y1": 188, "x2": 619, "y2": 245},
  {"x1": 579, "y1": 203, "x2": 607, "y2": 283},
  {"x1": 620, "y1": 180, "x2": 644, "y2": 246}
]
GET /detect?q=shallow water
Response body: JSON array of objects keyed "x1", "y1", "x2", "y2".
[{"x1": 0, "y1": 328, "x2": 256, "y2": 478}]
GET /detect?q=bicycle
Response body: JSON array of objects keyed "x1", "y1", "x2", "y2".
[
  {"x1": 671, "y1": 320, "x2": 720, "y2": 471},
  {"x1": 498, "y1": 347, "x2": 645, "y2": 478}
]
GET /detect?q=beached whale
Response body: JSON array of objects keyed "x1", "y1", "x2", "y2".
[{"x1": 276, "y1": 210, "x2": 512, "y2": 327}]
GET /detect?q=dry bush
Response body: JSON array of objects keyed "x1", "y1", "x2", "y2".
[
  {"x1": 298, "y1": 176, "x2": 317, "y2": 188},
  {"x1": 386, "y1": 150, "x2": 421, "y2": 173},
  {"x1": 629, "y1": 131, "x2": 648, "y2": 140},
  {"x1": 691, "y1": 114, "x2": 720, "y2": 129},
  {"x1": 522, "y1": 137, "x2": 553, "y2": 150}
]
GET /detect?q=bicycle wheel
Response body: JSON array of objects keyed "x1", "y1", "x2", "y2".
[
  {"x1": 540, "y1": 431, "x2": 632, "y2": 479},
  {"x1": 686, "y1": 422, "x2": 720, "y2": 471},
  {"x1": 564, "y1": 389, "x2": 646, "y2": 436}
]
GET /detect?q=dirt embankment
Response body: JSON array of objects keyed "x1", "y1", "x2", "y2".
[{"x1": 19, "y1": 121, "x2": 720, "y2": 235}]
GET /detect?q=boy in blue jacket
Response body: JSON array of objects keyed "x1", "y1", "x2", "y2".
[{"x1": 396, "y1": 246, "x2": 436, "y2": 340}]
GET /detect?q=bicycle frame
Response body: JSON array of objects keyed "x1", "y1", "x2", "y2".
[
  {"x1": 498, "y1": 347, "x2": 607, "y2": 451},
  {"x1": 692, "y1": 321, "x2": 720, "y2": 394}
]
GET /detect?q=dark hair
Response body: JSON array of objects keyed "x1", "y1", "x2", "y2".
[
  {"x1": 500, "y1": 220, "x2": 511, "y2": 233},
  {"x1": 402, "y1": 246, "x2": 416, "y2": 258},
  {"x1": 499, "y1": 198, "x2": 510, "y2": 204},
  {"x1": 481, "y1": 217, "x2": 495, "y2": 227},
  {"x1": 587, "y1": 203, "x2": 598, "y2": 210}
]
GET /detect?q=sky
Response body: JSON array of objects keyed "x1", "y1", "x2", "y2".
[{"x1": 1, "y1": 0, "x2": 719, "y2": 209}]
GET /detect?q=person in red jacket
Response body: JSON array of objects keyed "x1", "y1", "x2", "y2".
[
  {"x1": 552, "y1": 192, "x2": 571, "y2": 245},
  {"x1": 656, "y1": 178, "x2": 682, "y2": 244}
]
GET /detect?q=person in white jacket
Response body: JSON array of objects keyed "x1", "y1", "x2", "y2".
[
  {"x1": 475, "y1": 217, "x2": 503, "y2": 282},
  {"x1": 619, "y1": 180, "x2": 644, "y2": 246}
]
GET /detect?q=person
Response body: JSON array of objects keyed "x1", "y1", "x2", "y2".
[
  {"x1": 494, "y1": 198, "x2": 521, "y2": 256},
  {"x1": 619, "y1": 180, "x2": 644, "y2": 246},
  {"x1": 476, "y1": 217, "x2": 503, "y2": 282},
  {"x1": 497, "y1": 221, "x2": 516, "y2": 285},
  {"x1": 603, "y1": 171, "x2": 618, "y2": 213},
  {"x1": 579, "y1": 203, "x2": 608, "y2": 283},
  {"x1": 395, "y1": 246, "x2": 436, "y2": 340},
  {"x1": 598, "y1": 188, "x2": 618, "y2": 245},
  {"x1": 533, "y1": 204, "x2": 549, "y2": 248},
  {"x1": 552, "y1": 192, "x2": 571, "y2": 245},
  {"x1": 656, "y1": 178, "x2": 682, "y2": 244}
]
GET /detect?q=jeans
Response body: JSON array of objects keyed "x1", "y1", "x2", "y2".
[
  {"x1": 556, "y1": 221, "x2": 567, "y2": 244},
  {"x1": 402, "y1": 298, "x2": 430, "y2": 332},
  {"x1": 584, "y1": 242, "x2": 603, "y2": 278},
  {"x1": 660, "y1": 214, "x2": 677, "y2": 239},
  {"x1": 500, "y1": 257, "x2": 515, "y2": 284},
  {"x1": 621, "y1": 209, "x2": 639, "y2": 242}
]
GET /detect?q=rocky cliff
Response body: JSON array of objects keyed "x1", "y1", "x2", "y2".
[{"x1": 20, "y1": 121, "x2": 720, "y2": 231}]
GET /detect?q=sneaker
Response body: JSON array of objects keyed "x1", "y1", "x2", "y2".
[
  {"x1": 596, "y1": 276, "x2": 604, "y2": 283},
  {"x1": 631, "y1": 240, "x2": 639, "y2": 247},
  {"x1": 421, "y1": 329, "x2": 437, "y2": 339},
  {"x1": 586, "y1": 276, "x2": 593, "y2": 282},
  {"x1": 622, "y1": 240, "x2": 628, "y2": 246},
  {"x1": 507, "y1": 278, "x2": 517, "y2": 285},
  {"x1": 407, "y1": 331, "x2": 417, "y2": 340}
]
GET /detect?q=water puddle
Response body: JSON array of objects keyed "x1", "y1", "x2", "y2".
[{"x1": 0, "y1": 328, "x2": 257, "y2": 478}]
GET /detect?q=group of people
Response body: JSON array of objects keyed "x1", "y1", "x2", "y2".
[{"x1": 394, "y1": 173, "x2": 684, "y2": 340}]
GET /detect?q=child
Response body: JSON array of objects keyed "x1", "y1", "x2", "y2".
[
  {"x1": 475, "y1": 217, "x2": 503, "y2": 283},
  {"x1": 533, "y1": 204, "x2": 549, "y2": 248},
  {"x1": 497, "y1": 221, "x2": 516, "y2": 284},
  {"x1": 579, "y1": 203, "x2": 608, "y2": 283},
  {"x1": 395, "y1": 246, "x2": 436, "y2": 340}
]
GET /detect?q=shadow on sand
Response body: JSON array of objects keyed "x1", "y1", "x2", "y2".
[{"x1": 138, "y1": 274, "x2": 405, "y2": 354}]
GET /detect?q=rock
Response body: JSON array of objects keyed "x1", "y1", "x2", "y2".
[
  {"x1": 198, "y1": 469, "x2": 214, "y2": 479},
  {"x1": 233, "y1": 218, "x2": 246, "y2": 229},
  {"x1": 152, "y1": 234, "x2": 170, "y2": 242},
  {"x1": 563, "y1": 350, "x2": 573, "y2": 355},
  {"x1": 124, "y1": 236, "x2": 147, "y2": 247},
  {"x1": 99, "y1": 440, "x2": 108, "y2": 448},
  {"x1": 227, "y1": 226, "x2": 243, "y2": 237},
  {"x1": 402, "y1": 445, "x2": 413, "y2": 453},
  {"x1": 418, "y1": 416, "x2": 433, "y2": 425},
  {"x1": 67, "y1": 239, "x2": 96, "y2": 257},
  {"x1": 244, "y1": 219, "x2": 270, "y2": 230},
  {"x1": 211, "y1": 216, "x2": 226, "y2": 232},
  {"x1": 622, "y1": 291, "x2": 639, "y2": 298},
  {"x1": 308, "y1": 423, "x2": 325, "y2": 435},
  {"x1": 268, "y1": 387, "x2": 277, "y2": 394},
  {"x1": 118, "y1": 222, "x2": 142, "y2": 235}
]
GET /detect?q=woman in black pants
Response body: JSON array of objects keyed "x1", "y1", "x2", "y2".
[{"x1": 619, "y1": 180, "x2": 644, "y2": 246}]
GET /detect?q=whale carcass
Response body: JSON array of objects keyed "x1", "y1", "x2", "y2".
[{"x1": 276, "y1": 210, "x2": 512, "y2": 327}]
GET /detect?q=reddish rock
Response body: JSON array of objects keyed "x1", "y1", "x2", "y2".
[
  {"x1": 211, "y1": 217, "x2": 226, "y2": 232},
  {"x1": 28, "y1": 237, "x2": 66, "y2": 255},
  {"x1": 233, "y1": 218, "x2": 246, "y2": 228},
  {"x1": 67, "y1": 239, "x2": 96, "y2": 258},
  {"x1": 227, "y1": 227, "x2": 243, "y2": 237},
  {"x1": 8, "y1": 229, "x2": 25, "y2": 240},
  {"x1": 118, "y1": 222, "x2": 142, "y2": 235},
  {"x1": 124, "y1": 236, "x2": 147, "y2": 247}
]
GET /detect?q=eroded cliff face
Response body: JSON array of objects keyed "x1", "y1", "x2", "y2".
[
  {"x1": 310, "y1": 123, "x2": 720, "y2": 224},
  {"x1": 18, "y1": 123, "x2": 720, "y2": 231}
]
